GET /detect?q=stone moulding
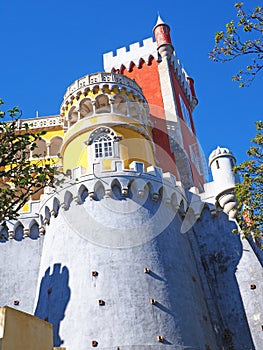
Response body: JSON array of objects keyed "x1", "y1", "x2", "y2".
[{"x1": 63, "y1": 72, "x2": 143, "y2": 101}]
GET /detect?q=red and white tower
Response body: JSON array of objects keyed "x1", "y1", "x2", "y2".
[{"x1": 104, "y1": 15, "x2": 203, "y2": 190}]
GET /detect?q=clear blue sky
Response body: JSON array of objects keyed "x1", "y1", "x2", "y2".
[{"x1": 0, "y1": 0, "x2": 262, "y2": 165}]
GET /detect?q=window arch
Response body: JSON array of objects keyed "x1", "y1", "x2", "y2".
[
  {"x1": 80, "y1": 98, "x2": 93, "y2": 118},
  {"x1": 113, "y1": 95, "x2": 128, "y2": 115},
  {"x1": 95, "y1": 94, "x2": 110, "y2": 114},
  {"x1": 94, "y1": 133, "x2": 114, "y2": 159},
  {"x1": 49, "y1": 136, "x2": 63, "y2": 156},
  {"x1": 68, "y1": 106, "x2": 78, "y2": 127},
  {"x1": 34, "y1": 139, "x2": 47, "y2": 157},
  {"x1": 87, "y1": 127, "x2": 121, "y2": 160}
]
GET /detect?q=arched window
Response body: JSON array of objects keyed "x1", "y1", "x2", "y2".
[
  {"x1": 68, "y1": 106, "x2": 78, "y2": 127},
  {"x1": 86, "y1": 127, "x2": 121, "y2": 160},
  {"x1": 94, "y1": 133, "x2": 114, "y2": 159},
  {"x1": 34, "y1": 139, "x2": 47, "y2": 157},
  {"x1": 95, "y1": 95, "x2": 110, "y2": 114},
  {"x1": 113, "y1": 95, "x2": 128, "y2": 115},
  {"x1": 80, "y1": 98, "x2": 93, "y2": 118},
  {"x1": 49, "y1": 136, "x2": 63, "y2": 156}
]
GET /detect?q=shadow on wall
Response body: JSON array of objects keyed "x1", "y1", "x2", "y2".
[
  {"x1": 192, "y1": 208, "x2": 256, "y2": 349},
  {"x1": 34, "y1": 264, "x2": 71, "y2": 347}
]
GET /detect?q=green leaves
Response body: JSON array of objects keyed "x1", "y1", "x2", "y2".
[
  {"x1": 209, "y1": 2, "x2": 263, "y2": 87},
  {"x1": 234, "y1": 121, "x2": 263, "y2": 248},
  {"x1": 0, "y1": 100, "x2": 56, "y2": 223}
]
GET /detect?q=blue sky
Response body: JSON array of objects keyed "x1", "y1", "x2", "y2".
[{"x1": 0, "y1": 0, "x2": 262, "y2": 166}]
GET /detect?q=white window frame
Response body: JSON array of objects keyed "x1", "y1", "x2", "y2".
[{"x1": 94, "y1": 133, "x2": 114, "y2": 159}]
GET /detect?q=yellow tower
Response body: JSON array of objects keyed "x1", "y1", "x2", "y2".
[{"x1": 60, "y1": 72, "x2": 155, "y2": 174}]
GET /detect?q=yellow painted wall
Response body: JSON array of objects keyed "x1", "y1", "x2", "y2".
[
  {"x1": 62, "y1": 124, "x2": 155, "y2": 173},
  {"x1": 63, "y1": 131, "x2": 89, "y2": 171},
  {"x1": 115, "y1": 127, "x2": 155, "y2": 169},
  {"x1": 0, "y1": 306, "x2": 53, "y2": 350}
]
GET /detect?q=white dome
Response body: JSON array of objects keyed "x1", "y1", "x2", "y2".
[{"x1": 208, "y1": 146, "x2": 235, "y2": 166}]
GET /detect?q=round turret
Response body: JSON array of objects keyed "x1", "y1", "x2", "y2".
[
  {"x1": 153, "y1": 15, "x2": 174, "y2": 60},
  {"x1": 153, "y1": 14, "x2": 173, "y2": 50},
  {"x1": 59, "y1": 72, "x2": 155, "y2": 174},
  {"x1": 209, "y1": 146, "x2": 238, "y2": 218}
]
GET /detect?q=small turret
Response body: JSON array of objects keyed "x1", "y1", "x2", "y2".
[
  {"x1": 153, "y1": 14, "x2": 174, "y2": 60},
  {"x1": 209, "y1": 146, "x2": 239, "y2": 218}
]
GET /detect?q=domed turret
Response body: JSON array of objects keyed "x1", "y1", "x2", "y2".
[
  {"x1": 209, "y1": 146, "x2": 239, "y2": 218},
  {"x1": 60, "y1": 72, "x2": 155, "y2": 174}
]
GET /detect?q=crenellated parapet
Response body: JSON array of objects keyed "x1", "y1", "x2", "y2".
[
  {"x1": 37, "y1": 161, "x2": 220, "y2": 236},
  {"x1": 170, "y1": 54, "x2": 195, "y2": 108},
  {"x1": 103, "y1": 37, "x2": 159, "y2": 73},
  {"x1": 103, "y1": 37, "x2": 195, "y2": 109},
  {"x1": 0, "y1": 201, "x2": 45, "y2": 241},
  {"x1": 39, "y1": 161, "x2": 188, "y2": 224}
]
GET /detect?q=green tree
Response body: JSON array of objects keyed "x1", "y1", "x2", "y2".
[
  {"x1": 233, "y1": 121, "x2": 263, "y2": 247},
  {"x1": 210, "y1": 3, "x2": 263, "y2": 248},
  {"x1": 209, "y1": 2, "x2": 263, "y2": 87},
  {"x1": 0, "y1": 99, "x2": 55, "y2": 223}
]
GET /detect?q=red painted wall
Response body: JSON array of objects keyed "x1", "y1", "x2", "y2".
[{"x1": 122, "y1": 59, "x2": 177, "y2": 176}]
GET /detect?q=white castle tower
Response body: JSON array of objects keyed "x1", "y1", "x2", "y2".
[
  {"x1": 208, "y1": 146, "x2": 239, "y2": 218},
  {"x1": 0, "y1": 16, "x2": 262, "y2": 350}
]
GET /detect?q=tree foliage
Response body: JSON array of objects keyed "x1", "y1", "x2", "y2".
[
  {"x1": 209, "y1": 2, "x2": 263, "y2": 87},
  {"x1": 233, "y1": 121, "x2": 263, "y2": 247},
  {"x1": 0, "y1": 99, "x2": 55, "y2": 223}
]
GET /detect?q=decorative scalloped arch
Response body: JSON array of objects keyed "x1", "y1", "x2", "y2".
[
  {"x1": 52, "y1": 197, "x2": 60, "y2": 216},
  {"x1": 14, "y1": 222, "x2": 24, "y2": 241},
  {"x1": 92, "y1": 85, "x2": 100, "y2": 95},
  {"x1": 68, "y1": 106, "x2": 78, "y2": 127},
  {"x1": 112, "y1": 94, "x2": 128, "y2": 115},
  {"x1": 0, "y1": 226, "x2": 8, "y2": 242},
  {"x1": 84, "y1": 87, "x2": 91, "y2": 96},
  {"x1": 49, "y1": 136, "x2": 63, "y2": 156},
  {"x1": 34, "y1": 139, "x2": 47, "y2": 158},
  {"x1": 78, "y1": 185, "x2": 89, "y2": 203},
  {"x1": 110, "y1": 178, "x2": 122, "y2": 199},
  {"x1": 138, "y1": 58, "x2": 145, "y2": 69},
  {"x1": 44, "y1": 206, "x2": 51, "y2": 224},
  {"x1": 64, "y1": 190, "x2": 73, "y2": 208},
  {"x1": 29, "y1": 220, "x2": 40, "y2": 240},
  {"x1": 79, "y1": 98, "x2": 93, "y2": 119},
  {"x1": 119, "y1": 64, "x2": 126, "y2": 74},
  {"x1": 95, "y1": 94, "x2": 110, "y2": 114},
  {"x1": 148, "y1": 55, "x2": 155, "y2": 65},
  {"x1": 93, "y1": 180, "x2": 105, "y2": 201},
  {"x1": 86, "y1": 126, "x2": 119, "y2": 146}
]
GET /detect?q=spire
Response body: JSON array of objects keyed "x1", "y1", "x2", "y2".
[
  {"x1": 153, "y1": 13, "x2": 166, "y2": 32},
  {"x1": 155, "y1": 13, "x2": 165, "y2": 27}
]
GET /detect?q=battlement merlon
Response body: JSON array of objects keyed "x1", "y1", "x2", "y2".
[{"x1": 103, "y1": 37, "x2": 159, "y2": 72}]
